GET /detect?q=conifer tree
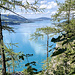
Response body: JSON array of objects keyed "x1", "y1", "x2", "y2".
[
  {"x1": 0, "y1": 43, "x2": 22, "y2": 74},
  {"x1": 0, "y1": 0, "x2": 41, "y2": 74},
  {"x1": 48, "y1": 0, "x2": 75, "y2": 74},
  {"x1": 31, "y1": 26, "x2": 59, "y2": 74}
]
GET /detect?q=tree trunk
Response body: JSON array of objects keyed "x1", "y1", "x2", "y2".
[
  {"x1": 46, "y1": 34, "x2": 49, "y2": 74},
  {"x1": 47, "y1": 34, "x2": 49, "y2": 68},
  {"x1": 0, "y1": 14, "x2": 6, "y2": 75},
  {"x1": 12, "y1": 56, "x2": 15, "y2": 73}
]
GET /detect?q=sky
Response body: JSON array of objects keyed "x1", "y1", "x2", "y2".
[{"x1": 1, "y1": 0, "x2": 65, "y2": 19}]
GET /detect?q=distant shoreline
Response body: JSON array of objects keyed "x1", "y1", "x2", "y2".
[{"x1": 1, "y1": 14, "x2": 51, "y2": 25}]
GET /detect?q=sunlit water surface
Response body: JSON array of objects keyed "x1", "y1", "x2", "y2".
[{"x1": 3, "y1": 20, "x2": 56, "y2": 72}]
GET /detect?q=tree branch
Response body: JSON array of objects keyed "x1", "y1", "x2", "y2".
[{"x1": 0, "y1": 5, "x2": 26, "y2": 19}]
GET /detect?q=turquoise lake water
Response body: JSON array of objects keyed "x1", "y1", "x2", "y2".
[{"x1": 3, "y1": 20, "x2": 56, "y2": 72}]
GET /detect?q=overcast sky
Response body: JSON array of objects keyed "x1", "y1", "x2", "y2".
[{"x1": 1, "y1": 0, "x2": 65, "y2": 18}]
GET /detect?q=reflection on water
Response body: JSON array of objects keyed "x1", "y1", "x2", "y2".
[{"x1": 3, "y1": 20, "x2": 56, "y2": 71}]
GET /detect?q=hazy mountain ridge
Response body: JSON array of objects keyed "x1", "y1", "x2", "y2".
[
  {"x1": 1, "y1": 14, "x2": 51, "y2": 25},
  {"x1": 29, "y1": 17, "x2": 51, "y2": 22},
  {"x1": 1, "y1": 14, "x2": 32, "y2": 25},
  {"x1": 36, "y1": 17, "x2": 51, "y2": 20}
]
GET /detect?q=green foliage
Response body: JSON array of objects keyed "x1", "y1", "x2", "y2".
[
  {"x1": 0, "y1": 0, "x2": 43, "y2": 75},
  {"x1": 6, "y1": 72, "x2": 11, "y2": 75},
  {"x1": 51, "y1": 48, "x2": 67, "y2": 56},
  {"x1": 0, "y1": 0, "x2": 42, "y2": 14},
  {"x1": 47, "y1": 0, "x2": 75, "y2": 74},
  {"x1": 21, "y1": 54, "x2": 39, "y2": 75},
  {"x1": 31, "y1": 26, "x2": 58, "y2": 40},
  {"x1": 0, "y1": 43, "x2": 22, "y2": 73},
  {"x1": 31, "y1": 26, "x2": 57, "y2": 74},
  {"x1": 2, "y1": 25, "x2": 14, "y2": 32},
  {"x1": 19, "y1": 54, "x2": 24, "y2": 60},
  {"x1": 25, "y1": 61, "x2": 36, "y2": 66}
]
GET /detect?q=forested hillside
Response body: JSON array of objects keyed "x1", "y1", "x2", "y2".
[{"x1": 1, "y1": 14, "x2": 32, "y2": 25}]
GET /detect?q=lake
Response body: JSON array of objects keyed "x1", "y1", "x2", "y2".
[{"x1": 3, "y1": 20, "x2": 56, "y2": 72}]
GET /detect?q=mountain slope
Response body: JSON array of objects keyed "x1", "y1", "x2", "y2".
[
  {"x1": 29, "y1": 17, "x2": 51, "y2": 22},
  {"x1": 1, "y1": 14, "x2": 32, "y2": 25},
  {"x1": 1, "y1": 15, "x2": 51, "y2": 25}
]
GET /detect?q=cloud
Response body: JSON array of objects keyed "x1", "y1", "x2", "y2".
[
  {"x1": 40, "y1": 4, "x2": 47, "y2": 9},
  {"x1": 47, "y1": 5, "x2": 52, "y2": 9},
  {"x1": 22, "y1": 0, "x2": 35, "y2": 4},
  {"x1": 1, "y1": 10, "x2": 34, "y2": 15},
  {"x1": 51, "y1": 11, "x2": 57, "y2": 15},
  {"x1": 40, "y1": 1, "x2": 57, "y2": 9},
  {"x1": 2, "y1": 10, "x2": 14, "y2": 14},
  {"x1": 40, "y1": 0, "x2": 47, "y2": 4},
  {"x1": 47, "y1": 1, "x2": 57, "y2": 9}
]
